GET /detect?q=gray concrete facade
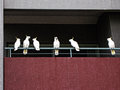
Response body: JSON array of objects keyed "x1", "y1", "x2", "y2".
[
  {"x1": 111, "y1": 0, "x2": 120, "y2": 9},
  {"x1": 0, "y1": 0, "x2": 3, "y2": 90},
  {"x1": 4, "y1": 0, "x2": 120, "y2": 10},
  {"x1": 2, "y1": 0, "x2": 120, "y2": 89}
]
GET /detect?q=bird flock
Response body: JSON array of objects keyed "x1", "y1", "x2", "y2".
[
  {"x1": 14, "y1": 36, "x2": 116, "y2": 56},
  {"x1": 14, "y1": 36, "x2": 80, "y2": 55}
]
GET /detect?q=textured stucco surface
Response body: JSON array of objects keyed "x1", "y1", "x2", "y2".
[
  {"x1": 5, "y1": 0, "x2": 120, "y2": 9},
  {"x1": 5, "y1": 57, "x2": 120, "y2": 90},
  {"x1": 0, "y1": 0, "x2": 3, "y2": 90},
  {"x1": 111, "y1": 0, "x2": 120, "y2": 9}
]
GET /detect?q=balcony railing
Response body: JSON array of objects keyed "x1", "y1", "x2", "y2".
[{"x1": 5, "y1": 47, "x2": 120, "y2": 57}]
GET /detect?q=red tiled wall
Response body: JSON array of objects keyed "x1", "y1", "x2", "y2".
[{"x1": 5, "y1": 57, "x2": 120, "y2": 90}]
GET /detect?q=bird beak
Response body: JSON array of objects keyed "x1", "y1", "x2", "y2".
[
  {"x1": 72, "y1": 37, "x2": 74, "y2": 39},
  {"x1": 36, "y1": 37, "x2": 37, "y2": 39}
]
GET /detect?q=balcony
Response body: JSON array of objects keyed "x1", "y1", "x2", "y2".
[
  {"x1": 5, "y1": 57, "x2": 120, "y2": 90},
  {"x1": 5, "y1": 47, "x2": 120, "y2": 57}
]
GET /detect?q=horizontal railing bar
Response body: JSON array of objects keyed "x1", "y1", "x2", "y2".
[
  {"x1": 12, "y1": 53, "x2": 54, "y2": 55},
  {"x1": 11, "y1": 53, "x2": 120, "y2": 55},
  {"x1": 72, "y1": 53, "x2": 120, "y2": 55},
  {"x1": 5, "y1": 47, "x2": 73, "y2": 50},
  {"x1": 12, "y1": 53, "x2": 72, "y2": 55},
  {"x1": 5, "y1": 47, "x2": 120, "y2": 50}
]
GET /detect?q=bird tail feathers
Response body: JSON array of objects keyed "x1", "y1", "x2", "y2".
[
  {"x1": 23, "y1": 49, "x2": 28, "y2": 55},
  {"x1": 111, "y1": 50, "x2": 115, "y2": 55},
  {"x1": 35, "y1": 48, "x2": 40, "y2": 51},
  {"x1": 75, "y1": 48, "x2": 80, "y2": 51},
  {"x1": 55, "y1": 50, "x2": 59, "y2": 55},
  {"x1": 14, "y1": 48, "x2": 17, "y2": 51}
]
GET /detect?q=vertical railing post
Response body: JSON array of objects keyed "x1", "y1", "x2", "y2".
[
  {"x1": 9, "y1": 49, "x2": 11, "y2": 57},
  {"x1": 70, "y1": 49, "x2": 72, "y2": 57},
  {"x1": 52, "y1": 49, "x2": 55, "y2": 57}
]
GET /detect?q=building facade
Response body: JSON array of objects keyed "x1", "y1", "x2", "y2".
[{"x1": 1, "y1": 0, "x2": 120, "y2": 90}]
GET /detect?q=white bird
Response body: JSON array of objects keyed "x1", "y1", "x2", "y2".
[
  {"x1": 107, "y1": 37, "x2": 115, "y2": 55},
  {"x1": 33, "y1": 37, "x2": 40, "y2": 51},
  {"x1": 23, "y1": 36, "x2": 30, "y2": 55},
  {"x1": 69, "y1": 37, "x2": 80, "y2": 51},
  {"x1": 14, "y1": 37, "x2": 21, "y2": 51},
  {"x1": 53, "y1": 37, "x2": 60, "y2": 55}
]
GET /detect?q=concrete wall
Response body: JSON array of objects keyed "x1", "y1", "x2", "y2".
[
  {"x1": 0, "y1": 0, "x2": 3, "y2": 90},
  {"x1": 111, "y1": 0, "x2": 120, "y2": 9},
  {"x1": 5, "y1": 15, "x2": 98, "y2": 24},
  {"x1": 4, "y1": 10, "x2": 102, "y2": 24},
  {"x1": 5, "y1": 57, "x2": 120, "y2": 90},
  {"x1": 4, "y1": 0, "x2": 120, "y2": 10}
]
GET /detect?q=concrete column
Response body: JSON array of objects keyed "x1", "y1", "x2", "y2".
[{"x1": 0, "y1": 0, "x2": 3, "y2": 90}]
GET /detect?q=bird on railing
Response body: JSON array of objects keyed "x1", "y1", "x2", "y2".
[
  {"x1": 69, "y1": 37, "x2": 80, "y2": 51},
  {"x1": 53, "y1": 37, "x2": 60, "y2": 55},
  {"x1": 32, "y1": 37, "x2": 40, "y2": 51},
  {"x1": 23, "y1": 35, "x2": 30, "y2": 55},
  {"x1": 14, "y1": 37, "x2": 21, "y2": 51},
  {"x1": 107, "y1": 37, "x2": 115, "y2": 55}
]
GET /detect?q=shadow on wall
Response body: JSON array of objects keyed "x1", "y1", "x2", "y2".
[{"x1": 4, "y1": 24, "x2": 98, "y2": 46}]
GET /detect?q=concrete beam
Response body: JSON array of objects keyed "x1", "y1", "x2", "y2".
[
  {"x1": 5, "y1": 15, "x2": 98, "y2": 24},
  {"x1": 4, "y1": 0, "x2": 113, "y2": 10}
]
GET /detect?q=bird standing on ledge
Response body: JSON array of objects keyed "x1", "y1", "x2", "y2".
[
  {"x1": 69, "y1": 37, "x2": 80, "y2": 51},
  {"x1": 53, "y1": 37, "x2": 60, "y2": 55},
  {"x1": 33, "y1": 37, "x2": 40, "y2": 51},
  {"x1": 23, "y1": 36, "x2": 30, "y2": 55},
  {"x1": 14, "y1": 37, "x2": 21, "y2": 51},
  {"x1": 107, "y1": 37, "x2": 115, "y2": 55}
]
